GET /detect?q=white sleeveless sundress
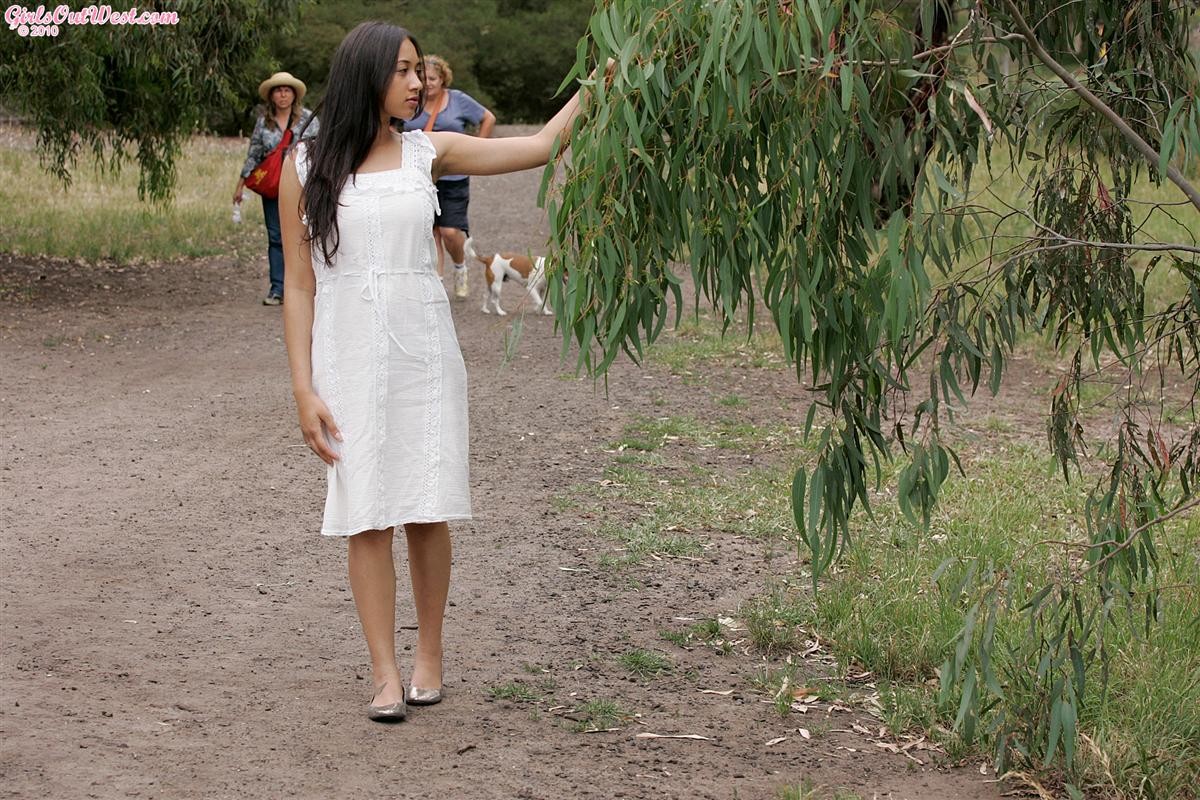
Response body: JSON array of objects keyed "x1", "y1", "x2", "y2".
[{"x1": 295, "y1": 131, "x2": 472, "y2": 536}]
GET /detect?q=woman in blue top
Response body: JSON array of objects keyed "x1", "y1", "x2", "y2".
[
  {"x1": 404, "y1": 55, "x2": 496, "y2": 298},
  {"x1": 234, "y1": 71, "x2": 320, "y2": 305}
]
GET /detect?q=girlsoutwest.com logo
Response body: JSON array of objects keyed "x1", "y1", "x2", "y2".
[{"x1": 5, "y1": 5, "x2": 179, "y2": 37}]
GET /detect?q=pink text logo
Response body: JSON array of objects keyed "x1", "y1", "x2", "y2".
[{"x1": 5, "y1": 5, "x2": 180, "y2": 37}]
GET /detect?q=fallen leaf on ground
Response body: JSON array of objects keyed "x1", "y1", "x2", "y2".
[
  {"x1": 797, "y1": 728, "x2": 811, "y2": 739},
  {"x1": 699, "y1": 689, "x2": 734, "y2": 696},
  {"x1": 635, "y1": 733, "x2": 713, "y2": 741},
  {"x1": 765, "y1": 737, "x2": 787, "y2": 747}
]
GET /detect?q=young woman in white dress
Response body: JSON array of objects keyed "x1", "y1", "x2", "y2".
[{"x1": 277, "y1": 21, "x2": 587, "y2": 722}]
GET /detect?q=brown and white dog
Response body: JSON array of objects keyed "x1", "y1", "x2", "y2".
[{"x1": 464, "y1": 237, "x2": 552, "y2": 316}]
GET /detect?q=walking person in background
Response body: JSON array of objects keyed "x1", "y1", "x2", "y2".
[
  {"x1": 403, "y1": 55, "x2": 495, "y2": 298},
  {"x1": 234, "y1": 72, "x2": 320, "y2": 305},
  {"x1": 277, "y1": 21, "x2": 590, "y2": 722}
]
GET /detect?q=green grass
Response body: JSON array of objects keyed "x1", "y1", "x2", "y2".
[
  {"x1": 742, "y1": 587, "x2": 810, "y2": 655},
  {"x1": 618, "y1": 648, "x2": 672, "y2": 679},
  {"x1": 661, "y1": 618, "x2": 736, "y2": 655},
  {"x1": 597, "y1": 516, "x2": 705, "y2": 569},
  {"x1": 614, "y1": 417, "x2": 801, "y2": 453},
  {"x1": 572, "y1": 698, "x2": 631, "y2": 732},
  {"x1": 648, "y1": 313, "x2": 787, "y2": 377},
  {"x1": 778, "y1": 778, "x2": 863, "y2": 800},
  {"x1": 489, "y1": 682, "x2": 541, "y2": 703},
  {"x1": 0, "y1": 125, "x2": 266, "y2": 264},
  {"x1": 574, "y1": 456, "x2": 798, "y2": 550},
  {"x1": 735, "y1": 445, "x2": 1199, "y2": 797}
]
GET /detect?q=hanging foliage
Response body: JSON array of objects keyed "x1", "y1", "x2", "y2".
[{"x1": 544, "y1": 0, "x2": 1199, "y2": 784}]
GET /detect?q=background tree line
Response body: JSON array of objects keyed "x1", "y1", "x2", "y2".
[
  {"x1": 0, "y1": 0, "x2": 591, "y2": 201},
  {"x1": 214, "y1": 0, "x2": 594, "y2": 136}
]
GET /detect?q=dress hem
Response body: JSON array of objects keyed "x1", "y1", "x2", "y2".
[{"x1": 321, "y1": 513, "x2": 473, "y2": 537}]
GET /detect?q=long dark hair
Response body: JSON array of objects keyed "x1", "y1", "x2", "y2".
[{"x1": 300, "y1": 21, "x2": 425, "y2": 264}]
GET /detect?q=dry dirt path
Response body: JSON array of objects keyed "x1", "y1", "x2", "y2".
[{"x1": 1, "y1": 128, "x2": 1004, "y2": 800}]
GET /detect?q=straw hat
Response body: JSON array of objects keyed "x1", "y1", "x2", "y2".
[{"x1": 259, "y1": 71, "x2": 306, "y2": 103}]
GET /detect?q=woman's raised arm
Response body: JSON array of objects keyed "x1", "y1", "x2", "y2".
[{"x1": 429, "y1": 88, "x2": 582, "y2": 179}]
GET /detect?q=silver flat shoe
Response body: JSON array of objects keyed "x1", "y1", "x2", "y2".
[
  {"x1": 366, "y1": 681, "x2": 408, "y2": 722},
  {"x1": 406, "y1": 686, "x2": 443, "y2": 706}
]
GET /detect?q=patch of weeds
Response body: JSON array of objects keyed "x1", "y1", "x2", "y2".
[
  {"x1": 521, "y1": 662, "x2": 549, "y2": 675},
  {"x1": 548, "y1": 494, "x2": 578, "y2": 512},
  {"x1": 661, "y1": 618, "x2": 736, "y2": 656},
  {"x1": 572, "y1": 698, "x2": 631, "y2": 732},
  {"x1": 597, "y1": 552, "x2": 629, "y2": 572},
  {"x1": 583, "y1": 462, "x2": 796, "y2": 544},
  {"x1": 779, "y1": 784, "x2": 864, "y2": 800},
  {"x1": 616, "y1": 415, "x2": 806, "y2": 455},
  {"x1": 42, "y1": 335, "x2": 64, "y2": 348},
  {"x1": 600, "y1": 518, "x2": 703, "y2": 567},
  {"x1": 777, "y1": 778, "x2": 820, "y2": 800},
  {"x1": 649, "y1": 312, "x2": 785, "y2": 376},
  {"x1": 749, "y1": 665, "x2": 839, "y2": 721},
  {"x1": 660, "y1": 628, "x2": 690, "y2": 647},
  {"x1": 982, "y1": 415, "x2": 1014, "y2": 434},
  {"x1": 488, "y1": 682, "x2": 540, "y2": 703},
  {"x1": 877, "y1": 680, "x2": 936, "y2": 737},
  {"x1": 689, "y1": 618, "x2": 722, "y2": 642},
  {"x1": 718, "y1": 393, "x2": 747, "y2": 407},
  {"x1": 692, "y1": 618, "x2": 736, "y2": 655},
  {"x1": 612, "y1": 435, "x2": 660, "y2": 452},
  {"x1": 618, "y1": 648, "x2": 672, "y2": 679},
  {"x1": 614, "y1": 450, "x2": 664, "y2": 466},
  {"x1": 741, "y1": 588, "x2": 808, "y2": 655}
]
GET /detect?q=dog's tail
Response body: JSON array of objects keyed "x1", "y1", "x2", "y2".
[{"x1": 463, "y1": 236, "x2": 490, "y2": 267}]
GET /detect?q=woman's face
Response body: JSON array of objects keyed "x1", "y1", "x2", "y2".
[
  {"x1": 423, "y1": 65, "x2": 444, "y2": 98},
  {"x1": 383, "y1": 38, "x2": 425, "y2": 121},
  {"x1": 271, "y1": 86, "x2": 295, "y2": 110}
]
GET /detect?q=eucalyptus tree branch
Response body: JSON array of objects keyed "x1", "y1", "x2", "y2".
[
  {"x1": 1091, "y1": 495, "x2": 1200, "y2": 572},
  {"x1": 997, "y1": 0, "x2": 1200, "y2": 213},
  {"x1": 775, "y1": 34, "x2": 1026, "y2": 76},
  {"x1": 1032, "y1": 233, "x2": 1200, "y2": 256}
]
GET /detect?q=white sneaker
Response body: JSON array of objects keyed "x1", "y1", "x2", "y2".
[{"x1": 453, "y1": 265, "x2": 469, "y2": 299}]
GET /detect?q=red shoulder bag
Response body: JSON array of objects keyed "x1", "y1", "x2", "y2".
[{"x1": 245, "y1": 128, "x2": 293, "y2": 200}]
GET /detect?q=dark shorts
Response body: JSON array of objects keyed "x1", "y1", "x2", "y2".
[{"x1": 434, "y1": 178, "x2": 470, "y2": 233}]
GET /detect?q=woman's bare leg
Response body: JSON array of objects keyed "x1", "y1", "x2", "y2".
[
  {"x1": 404, "y1": 521, "x2": 452, "y2": 689},
  {"x1": 348, "y1": 528, "x2": 404, "y2": 705}
]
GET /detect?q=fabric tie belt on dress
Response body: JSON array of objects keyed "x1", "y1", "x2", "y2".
[{"x1": 331, "y1": 268, "x2": 435, "y2": 360}]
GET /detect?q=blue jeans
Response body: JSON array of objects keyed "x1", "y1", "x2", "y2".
[{"x1": 262, "y1": 196, "x2": 284, "y2": 297}]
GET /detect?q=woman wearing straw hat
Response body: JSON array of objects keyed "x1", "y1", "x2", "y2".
[{"x1": 234, "y1": 72, "x2": 320, "y2": 305}]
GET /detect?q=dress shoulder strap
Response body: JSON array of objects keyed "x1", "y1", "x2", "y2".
[
  {"x1": 402, "y1": 129, "x2": 438, "y2": 178},
  {"x1": 293, "y1": 140, "x2": 309, "y2": 185}
]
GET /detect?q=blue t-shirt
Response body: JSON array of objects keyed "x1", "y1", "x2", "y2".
[{"x1": 404, "y1": 89, "x2": 487, "y2": 181}]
